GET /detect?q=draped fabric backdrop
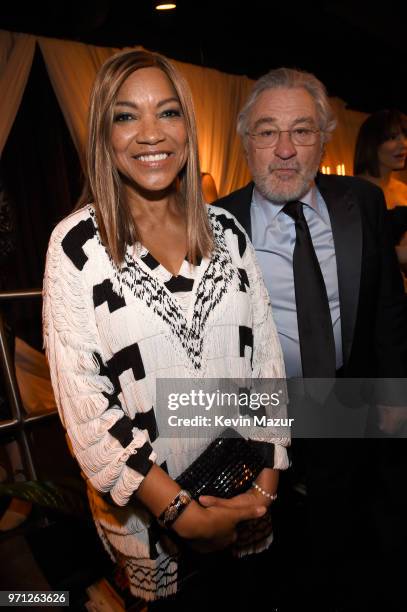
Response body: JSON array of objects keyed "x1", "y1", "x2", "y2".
[
  {"x1": 1, "y1": 29, "x2": 406, "y2": 196},
  {"x1": 36, "y1": 37, "x2": 255, "y2": 195},
  {"x1": 0, "y1": 45, "x2": 82, "y2": 350},
  {"x1": 0, "y1": 32, "x2": 36, "y2": 154}
]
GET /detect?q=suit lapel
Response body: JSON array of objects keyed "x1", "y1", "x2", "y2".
[
  {"x1": 316, "y1": 174, "x2": 362, "y2": 366},
  {"x1": 228, "y1": 182, "x2": 254, "y2": 239}
]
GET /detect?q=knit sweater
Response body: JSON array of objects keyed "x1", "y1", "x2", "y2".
[{"x1": 43, "y1": 204, "x2": 289, "y2": 601}]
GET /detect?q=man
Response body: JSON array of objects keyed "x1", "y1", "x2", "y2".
[{"x1": 215, "y1": 68, "x2": 407, "y2": 610}]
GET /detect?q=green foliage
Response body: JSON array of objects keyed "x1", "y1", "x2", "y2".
[{"x1": 0, "y1": 479, "x2": 90, "y2": 519}]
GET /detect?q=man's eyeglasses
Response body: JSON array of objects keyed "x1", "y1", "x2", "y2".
[{"x1": 246, "y1": 128, "x2": 321, "y2": 148}]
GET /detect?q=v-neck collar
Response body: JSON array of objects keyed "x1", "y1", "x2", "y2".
[
  {"x1": 137, "y1": 244, "x2": 204, "y2": 321},
  {"x1": 107, "y1": 210, "x2": 239, "y2": 371},
  {"x1": 138, "y1": 245, "x2": 192, "y2": 279}
]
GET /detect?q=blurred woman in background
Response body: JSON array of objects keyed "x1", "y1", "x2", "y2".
[{"x1": 354, "y1": 109, "x2": 407, "y2": 275}]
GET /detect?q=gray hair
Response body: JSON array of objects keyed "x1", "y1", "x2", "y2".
[{"x1": 237, "y1": 67, "x2": 337, "y2": 146}]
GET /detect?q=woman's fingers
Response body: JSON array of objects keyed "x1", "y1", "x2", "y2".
[
  {"x1": 203, "y1": 500, "x2": 267, "y2": 521},
  {"x1": 199, "y1": 495, "x2": 223, "y2": 507},
  {"x1": 234, "y1": 503, "x2": 266, "y2": 522},
  {"x1": 199, "y1": 490, "x2": 261, "y2": 510}
]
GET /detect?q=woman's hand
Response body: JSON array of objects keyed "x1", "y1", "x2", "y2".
[
  {"x1": 198, "y1": 487, "x2": 270, "y2": 511},
  {"x1": 136, "y1": 464, "x2": 267, "y2": 552},
  {"x1": 198, "y1": 467, "x2": 279, "y2": 512},
  {"x1": 193, "y1": 489, "x2": 275, "y2": 553},
  {"x1": 173, "y1": 498, "x2": 267, "y2": 552}
]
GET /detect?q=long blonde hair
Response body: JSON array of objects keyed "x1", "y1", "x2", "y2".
[{"x1": 77, "y1": 49, "x2": 213, "y2": 265}]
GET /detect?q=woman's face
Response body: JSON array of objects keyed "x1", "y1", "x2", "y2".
[
  {"x1": 377, "y1": 130, "x2": 407, "y2": 174},
  {"x1": 111, "y1": 67, "x2": 188, "y2": 196}
]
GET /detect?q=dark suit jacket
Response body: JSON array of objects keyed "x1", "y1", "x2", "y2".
[{"x1": 215, "y1": 173, "x2": 407, "y2": 378}]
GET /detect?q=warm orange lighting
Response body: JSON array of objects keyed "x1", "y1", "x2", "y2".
[
  {"x1": 321, "y1": 163, "x2": 345, "y2": 175},
  {"x1": 155, "y1": 3, "x2": 176, "y2": 9}
]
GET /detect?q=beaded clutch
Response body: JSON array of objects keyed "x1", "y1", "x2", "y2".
[{"x1": 175, "y1": 428, "x2": 265, "y2": 500}]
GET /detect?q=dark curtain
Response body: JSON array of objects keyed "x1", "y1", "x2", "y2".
[{"x1": 1, "y1": 45, "x2": 82, "y2": 351}]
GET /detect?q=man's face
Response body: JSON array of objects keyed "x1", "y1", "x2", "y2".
[{"x1": 245, "y1": 87, "x2": 323, "y2": 202}]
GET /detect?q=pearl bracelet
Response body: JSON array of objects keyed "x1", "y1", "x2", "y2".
[{"x1": 252, "y1": 482, "x2": 277, "y2": 502}]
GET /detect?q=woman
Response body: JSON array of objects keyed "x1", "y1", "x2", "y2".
[
  {"x1": 43, "y1": 50, "x2": 288, "y2": 607},
  {"x1": 354, "y1": 109, "x2": 407, "y2": 274}
]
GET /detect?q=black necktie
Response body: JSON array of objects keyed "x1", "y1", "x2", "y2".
[{"x1": 283, "y1": 201, "x2": 336, "y2": 378}]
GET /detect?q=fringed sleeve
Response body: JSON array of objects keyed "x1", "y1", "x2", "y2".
[{"x1": 43, "y1": 219, "x2": 157, "y2": 506}]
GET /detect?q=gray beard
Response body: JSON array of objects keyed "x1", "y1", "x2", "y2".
[
  {"x1": 252, "y1": 143, "x2": 324, "y2": 202},
  {"x1": 259, "y1": 182, "x2": 312, "y2": 203},
  {"x1": 255, "y1": 166, "x2": 319, "y2": 203}
]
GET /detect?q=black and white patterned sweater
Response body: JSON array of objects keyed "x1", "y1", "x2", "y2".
[{"x1": 43, "y1": 204, "x2": 289, "y2": 601}]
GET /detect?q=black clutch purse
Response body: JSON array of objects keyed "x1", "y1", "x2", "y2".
[{"x1": 175, "y1": 428, "x2": 265, "y2": 500}]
